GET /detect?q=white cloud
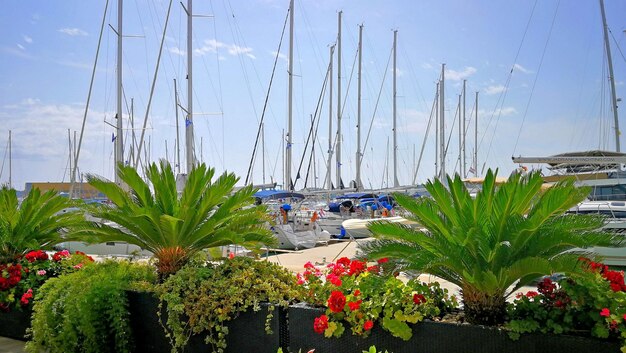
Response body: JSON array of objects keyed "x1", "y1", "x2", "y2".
[
  {"x1": 445, "y1": 66, "x2": 477, "y2": 81},
  {"x1": 16, "y1": 44, "x2": 25, "y2": 51},
  {"x1": 271, "y1": 51, "x2": 288, "y2": 63},
  {"x1": 513, "y1": 63, "x2": 532, "y2": 74},
  {"x1": 168, "y1": 47, "x2": 185, "y2": 56},
  {"x1": 58, "y1": 28, "x2": 88, "y2": 36},
  {"x1": 23, "y1": 35, "x2": 33, "y2": 44},
  {"x1": 484, "y1": 85, "x2": 506, "y2": 95},
  {"x1": 421, "y1": 62, "x2": 433, "y2": 70},
  {"x1": 195, "y1": 39, "x2": 255, "y2": 59}
]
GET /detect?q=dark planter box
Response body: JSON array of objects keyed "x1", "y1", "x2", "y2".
[
  {"x1": 0, "y1": 307, "x2": 32, "y2": 340},
  {"x1": 288, "y1": 303, "x2": 621, "y2": 353},
  {"x1": 127, "y1": 290, "x2": 287, "y2": 353}
]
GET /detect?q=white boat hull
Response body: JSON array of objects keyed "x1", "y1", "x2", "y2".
[{"x1": 341, "y1": 216, "x2": 416, "y2": 239}]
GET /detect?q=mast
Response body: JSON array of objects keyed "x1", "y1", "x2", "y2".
[
  {"x1": 462, "y1": 80, "x2": 467, "y2": 177},
  {"x1": 129, "y1": 98, "x2": 134, "y2": 164},
  {"x1": 327, "y1": 44, "x2": 335, "y2": 190},
  {"x1": 262, "y1": 122, "x2": 266, "y2": 184},
  {"x1": 115, "y1": 0, "x2": 123, "y2": 183},
  {"x1": 599, "y1": 0, "x2": 620, "y2": 152},
  {"x1": 439, "y1": 64, "x2": 446, "y2": 180},
  {"x1": 174, "y1": 78, "x2": 181, "y2": 174},
  {"x1": 68, "y1": 129, "x2": 72, "y2": 184},
  {"x1": 355, "y1": 24, "x2": 363, "y2": 190},
  {"x1": 435, "y1": 81, "x2": 439, "y2": 178},
  {"x1": 185, "y1": 0, "x2": 195, "y2": 172},
  {"x1": 458, "y1": 94, "x2": 461, "y2": 176},
  {"x1": 336, "y1": 11, "x2": 342, "y2": 189},
  {"x1": 392, "y1": 29, "x2": 399, "y2": 187},
  {"x1": 474, "y1": 91, "x2": 479, "y2": 177},
  {"x1": 285, "y1": 0, "x2": 294, "y2": 190},
  {"x1": 8, "y1": 130, "x2": 11, "y2": 189}
]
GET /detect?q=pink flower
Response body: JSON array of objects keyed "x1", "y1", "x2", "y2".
[
  {"x1": 600, "y1": 308, "x2": 611, "y2": 317},
  {"x1": 36, "y1": 270, "x2": 46, "y2": 276},
  {"x1": 73, "y1": 263, "x2": 83, "y2": 269}
]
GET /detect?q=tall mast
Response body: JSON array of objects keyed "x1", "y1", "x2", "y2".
[
  {"x1": 336, "y1": 11, "x2": 342, "y2": 189},
  {"x1": 115, "y1": 0, "x2": 123, "y2": 183},
  {"x1": 474, "y1": 91, "x2": 479, "y2": 177},
  {"x1": 68, "y1": 129, "x2": 72, "y2": 183},
  {"x1": 262, "y1": 123, "x2": 266, "y2": 184},
  {"x1": 439, "y1": 64, "x2": 446, "y2": 180},
  {"x1": 8, "y1": 130, "x2": 12, "y2": 189},
  {"x1": 327, "y1": 44, "x2": 335, "y2": 190},
  {"x1": 355, "y1": 24, "x2": 363, "y2": 191},
  {"x1": 435, "y1": 82, "x2": 439, "y2": 178},
  {"x1": 174, "y1": 78, "x2": 181, "y2": 174},
  {"x1": 599, "y1": 0, "x2": 620, "y2": 152},
  {"x1": 185, "y1": 0, "x2": 195, "y2": 172},
  {"x1": 285, "y1": 0, "x2": 294, "y2": 190},
  {"x1": 392, "y1": 29, "x2": 399, "y2": 187},
  {"x1": 462, "y1": 80, "x2": 467, "y2": 177},
  {"x1": 129, "y1": 98, "x2": 134, "y2": 164},
  {"x1": 458, "y1": 94, "x2": 462, "y2": 176}
]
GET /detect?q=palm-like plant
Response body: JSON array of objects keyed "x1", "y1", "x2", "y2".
[
  {"x1": 84, "y1": 161, "x2": 275, "y2": 279},
  {"x1": 360, "y1": 169, "x2": 620, "y2": 325},
  {"x1": 0, "y1": 186, "x2": 87, "y2": 263}
]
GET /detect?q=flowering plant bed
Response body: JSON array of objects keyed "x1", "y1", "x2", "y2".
[
  {"x1": 296, "y1": 257, "x2": 457, "y2": 340},
  {"x1": 288, "y1": 304, "x2": 620, "y2": 353},
  {"x1": 507, "y1": 259, "x2": 626, "y2": 351},
  {"x1": 0, "y1": 249, "x2": 93, "y2": 340}
]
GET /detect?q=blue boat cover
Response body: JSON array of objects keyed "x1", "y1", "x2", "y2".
[
  {"x1": 253, "y1": 190, "x2": 305, "y2": 200},
  {"x1": 336, "y1": 192, "x2": 377, "y2": 199}
]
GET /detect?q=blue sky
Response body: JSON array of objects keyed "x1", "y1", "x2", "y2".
[{"x1": 0, "y1": 0, "x2": 624, "y2": 190}]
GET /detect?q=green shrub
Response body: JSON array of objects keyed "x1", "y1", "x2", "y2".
[
  {"x1": 157, "y1": 257, "x2": 303, "y2": 353},
  {"x1": 25, "y1": 260, "x2": 156, "y2": 353}
]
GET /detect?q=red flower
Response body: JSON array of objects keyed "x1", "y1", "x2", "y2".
[
  {"x1": 348, "y1": 260, "x2": 366, "y2": 276},
  {"x1": 20, "y1": 289, "x2": 33, "y2": 306},
  {"x1": 367, "y1": 265, "x2": 379, "y2": 273},
  {"x1": 353, "y1": 290, "x2": 361, "y2": 297},
  {"x1": 327, "y1": 274, "x2": 342, "y2": 287},
  {"x1": 363, "y1": 320, "x2": 374, "y2": 331},
  {"x1": 622, "y1": 314, "x2": 626, "y2": 321},
  {"x1": 377, "y1": 258, "x2": 389, "y2": 264},
  {"x1": 600, "y1": 308, "x2": 611, "y2": 317},
  {"x1": 537, "y1": 277, "x2": 556, "y2": 295},
  {"x1": 348, "y1": 300, "x2": 362, "y2": 311},
  {"x1": 313, "y1": 315, "x2": 329, "y2": 334},
  {"x1": 525, "y1": 291, "x2": 539, "y2": 298},
  {"x1": 24, "y1": 250, "x2": 48, "y2": 262},
  {"x1": 327, "y1": 291, "x2": 346, "y2": 313},
  {"x1": 337, "y1": 257, "x2": 351, "y2": 267},
  {"x1": 413, "y1": 294, "x2": 426, "y2": 305}
]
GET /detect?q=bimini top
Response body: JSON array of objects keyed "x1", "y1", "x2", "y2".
[
  {"x1": 253, "y1": 189, "x2": 305, "y2": 200},
  {"x1": 335, "y1": 192, "x2": 377, "y2": 200}
]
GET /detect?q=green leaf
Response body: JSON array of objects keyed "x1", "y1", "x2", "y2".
[{"x1": 382, "y1": 317, "x2": 413, "y2": 341}]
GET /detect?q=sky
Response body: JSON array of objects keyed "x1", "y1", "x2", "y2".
[{"x1": 0, "y1": 0, "x2": 625, "y2": 191}]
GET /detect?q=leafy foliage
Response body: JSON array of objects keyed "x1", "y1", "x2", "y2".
[
  {"x1": 84, "y1": 161, "x2": 275, "y2": 279},
  {"x1": 298, "y1": 257, "x2": 457, "y2": 340},
  {"x1": 360, "y1": 169, "x2": 620, "y2": 325},
  {"x1": 25, "y1": 260, "x2": 156, "y2": 353},
  {"x1": 0, "y1": 186, "x2": 89, "y2": 263},
  {"x1": 156, "y1": 257, "x2": 303, "y2": 353}
]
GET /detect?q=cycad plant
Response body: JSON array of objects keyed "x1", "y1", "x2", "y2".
[
  {"x1": 85, "y1": 161, "x2": 275, "y2": 279},
  {"x1": 360, "y1": 169, "x2": 620, "y2": 325},
  {"x1": 0, "y1": 186, "x2": 87, "y2": 263}
]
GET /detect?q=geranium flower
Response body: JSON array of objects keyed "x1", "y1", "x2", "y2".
[
  {"x1": 327, "y1": 290, "x2": 346, "y2": 313},
  {"x1": 353, "y1": 289, "x2": 361, "y2": 296},
  {"x1": 525, "y1": 291, "x2": 538, "y2": 298},
  {"x1": 73, "y1": 263, "x2": 83, "y2": 270},
  {"x1": 363, "y1": 320, "x2": 374, "y2": 331},
  {"x1": 348, "y1": 300, "x2": 362, "y2": 311},
  {"x1": 376, "y1": 257, "x2": 389, "y2": 264},
  {"x1": 313, "y1": 314, "x2": 329, "y2": 334},
  {"x1": 600, "y1": 308, "x2": 611, "y2": 317},
  {"x1": 348, "y1": 260, "x2": 366, "y2": 276},
  {"x1": 337, "y1": 257, "x2": 351, "y2": 267},
  {"x1": 326, "y1": 273, "x2": 342, "y2": 287},
  {"x1": 413, "y1": 293, "x2": 426, "y2": 305},
  {"x1": 20, "y1": 289, "x2": 33, "y2": 306},
  {"x1": 37, "y1": 270, "x2": 46, "y2": 276}
]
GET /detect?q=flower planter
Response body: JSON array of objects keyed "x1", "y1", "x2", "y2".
[
  {"x1": 288, "y1": 304, "x2": 621, "y2": 353},
  {"x1": 126, "y1": 291, "x2": 287, "y2": 353},
  {"x1": 0, "y1": 307, "x2": 32, "y2": 340}
]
